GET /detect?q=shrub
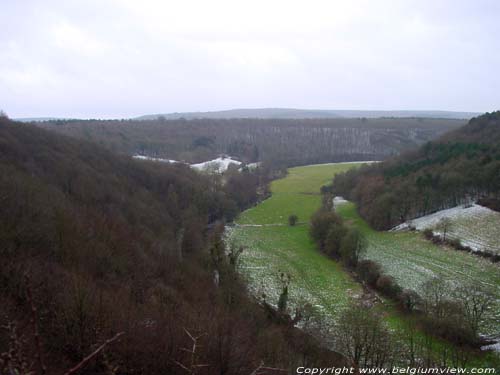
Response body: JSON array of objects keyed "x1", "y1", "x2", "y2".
[
  {"x1": 356, "y1": 260, "x2": 381, "y2": 286},
  {"x1": 339, "y1": 228, "x2": 366, "y2": 268},
  {"x1": 448, "y1": 238, "x2": 463, "y2": 250},
  {"x1": 309, "y1": 211, "x2": 343, "y2": 249},
  {"x1": 398, "y1": 289, "x2": 421, "y2": 312},
  {"x1": 288, "y1": 214, "x2": 298, "y2": 226},
  {"x1": 423, "y1": 228, "x2": 434, "y2": 240},
  {"x1": 420, "y1": 315, "x2": 476, "y2": 347},
  {"x1": 376, "y1": 275, "x2": 402, "y2": 298},
  {"x1": 324, "y1": 222, "x2": 347, "y2": 259}
]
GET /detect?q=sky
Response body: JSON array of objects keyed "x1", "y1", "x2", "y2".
[{"x1": 1, "y1": 0, "x2": 500, "y2": 119}]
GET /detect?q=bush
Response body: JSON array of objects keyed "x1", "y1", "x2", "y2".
[
  {"x1": 398, "y1": 289, "x2": 421, "y2": 312},
  {"x1": 324, "y1": 222, "x2": 347, "y2": 259},
  {"x1": 448, "y1": 238, "x2": 464, "y2": 250},
  {"x1": 375, "y1": 275, "x2": 402, "y2": 298},
  {"x1": 309, "y1": 211, "x2": 343, "y2": 249},
  {"x1": 288, "y1": 214, "x2": 298, "y2": 226},
  {"x1": 339, "y1": 228, "x2": 366, "y2": 268},
  {"x1": 357, "y1": 260, "x2": 381, "y2": 286},
  {"x1": 420, "y1": 315, "x2": 476, "y2": 347},
  {"x1": 423, "y1": 228, "x2": 434, "y2": 240}
]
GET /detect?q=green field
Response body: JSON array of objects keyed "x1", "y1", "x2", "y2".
[
  {"x1": 229, "y1": 162, "x2": 500, "y2": 349},
  {"x1": 336, "y1": 202, "x2": 500, "y2": 337},
  {"x1": 228, "y1": 163, "x2": 364, "y2": 325}
]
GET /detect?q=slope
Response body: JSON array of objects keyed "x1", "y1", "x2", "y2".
[
  {"x1": 0, "y1": 118, "x2": 345, "y2": 373},
  {"x1": 332, "y1": 111, "x2": 500, "y2": 229}
]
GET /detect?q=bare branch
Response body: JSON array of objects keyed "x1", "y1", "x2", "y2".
[
  {"x1": 63, "y1": 332, "x2": 125, "y2": 375},
  {"x1": 250, "y1": 361, "x2": 287, "y2": 375},
  {"x1": 173, "y1": 329, "x2": 208, "y2": 374}
]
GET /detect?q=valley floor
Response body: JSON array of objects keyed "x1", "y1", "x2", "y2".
[
  {"x1": 227, "y1": 163, "x2": 362, "y2": 328},
  {"x1": 228, "y1": 162, "x2": 500, "y2": 365}
]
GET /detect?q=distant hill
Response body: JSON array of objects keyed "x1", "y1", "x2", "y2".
[
  {"x1": 136, "y1": 108, "x2": 480, "y2": 120},
  {"x1": 12, "y1": 109, "x2": 480, "y2": 122},
  {"x1": 14, "y1": 117, "x2": 68, "y2": 122},
  {"x1": 36, "y1": 117, "x2": 467, "y2": 166}
]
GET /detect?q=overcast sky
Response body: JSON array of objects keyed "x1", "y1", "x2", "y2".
[{"x1": 1, "y1": 0, "x2": 499, "y2": 118}]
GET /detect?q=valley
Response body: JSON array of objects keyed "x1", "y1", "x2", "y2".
[
  {"x1": 228, "y1": 163, "x2": 364, "y2": 324},
  {"x1": 229, "y1": 162, "x2": 500, "y2": 366},
  {"x1": 2, "y1": 1, "x2": 500, "y2": 372}
]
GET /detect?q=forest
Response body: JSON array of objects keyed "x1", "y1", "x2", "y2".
[
  {"x1": 331, "y1": 111, "x2": 500, "y2": 230},
  {"x1": 34, "y1": 117, "x2": 466, "y2": 166},
  {"x1": 0, "y1": 117, "x2": 346, "y2": 374}
]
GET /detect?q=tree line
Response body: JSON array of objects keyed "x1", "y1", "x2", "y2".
[
  {"x1": 307, "y1": 194, "x2": 497, "y2": 367},
  {"x1": 35, "y1": 117, "x2": 465, "y2": 167}
]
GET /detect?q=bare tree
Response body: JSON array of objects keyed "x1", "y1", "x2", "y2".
[
  {"x1": 454, "y1": 283, "x2": 495, "y2": 337},
  {"x1": 334, "y1": 303, "x2": 392, "y2": 368},
  {"x1": 436, "y1": 217, "x2": 452, "y2": 241},
  {"x1": 173, "y1": 329, "x2": 209, "y2": 374},
  {"x1": 421, "y1": 276, "x2": 450, "y2": 319}
]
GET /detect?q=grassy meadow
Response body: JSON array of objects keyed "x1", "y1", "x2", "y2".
[
  {"x1": 228, "y1": 163, "x2": 364, "y2": 324},
  {"x1": 228, "y1": 162, "x2": 500, "y2": 365},
  {"x1": 336, "y1": 202, "x2": 500, "y2": 337}
]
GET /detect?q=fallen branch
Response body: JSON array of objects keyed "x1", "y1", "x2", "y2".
[
  {"x1": 173, "y1": 329, "x2": 209, "y2": 374},
  {"x1": 250, "y1": 361, "x2": 287, "y2": 375},
  {"x1": 63, "y1": 332, "x2": 125, "y2": 375}
]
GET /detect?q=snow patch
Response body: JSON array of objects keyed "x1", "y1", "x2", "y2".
[
  {"x1": 333, "y1": 196, "x2": 348, "y2": 205},
  {"x1": 133, "y1": 155, "x2": 178, "y2": 163},
  {"x1": 133, "y1": 154, "x2": 244, "y2": 174},
  {"x1": 245, "y1": 162, "x2": 261, "y2": 170},
  {"x1": 481, "y1": 341, "x2": 500, "y2": 353},
  {"x1": 391, "y1": 204, "x2": 500, "y2": 254},
  {"x1": 191, "y1": 156, "x2": 242, "y2": 173}
]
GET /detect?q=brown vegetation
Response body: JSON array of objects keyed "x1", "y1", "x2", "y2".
[
  {"x1": 35, "y1": 117, "x2": 465, "y2": 167},
  {"x1": 0, "y1": 118, "x2": 345, "y2": 374}
]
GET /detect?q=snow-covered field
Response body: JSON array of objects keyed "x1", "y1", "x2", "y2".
[
  {"x1": 133, "y1": 154, "x2": 244, "y2": 173},
  {"x1": 392, "y1": 204, "x2": 500, "y2": 255},
  {"x1": 191, "y1": 156, "x2": 242, "y2": 173},
  {"x1": 132, "y1": 155, "x2": 178, "y2": 163},
  {"x1": 336, "y1": 201, "x2": 500, "y2": 338}
]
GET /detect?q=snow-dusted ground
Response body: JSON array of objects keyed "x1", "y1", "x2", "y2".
[
  {"x1": 133, "y1": 155, "x2": 178, "y2": 163},
  {"x1": 133, "y1": 154, "x2": 245, "y2": 173},
  {"x1": 392, "y1": 204, "x2": 500, "y2": 255},
  {"x1": 132, "y1": 156, "x2": 372, "y2": 174},
  {"x1": 191, "y1": 156, "x2": 242, "y2": 173},
  {"x1": 245, "y1": 162, "x2": 261, "y2": 170},
  {"x1": 333, "y1": 196, "x2": 348, "y2": 205},
  {"x1": 481, "y1": 341, "x2": 500, "y2": 352}
]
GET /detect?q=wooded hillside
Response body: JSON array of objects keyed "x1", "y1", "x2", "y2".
[
  {"x1": 0, "y1": 117, "x2": 342, "y2": 373},
  {"x1": 36, "y1": 117, "x2": 466, "y2": 166},
  {"x1": 332, "y1": 111, "x2": 500, "y2": 229}
]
